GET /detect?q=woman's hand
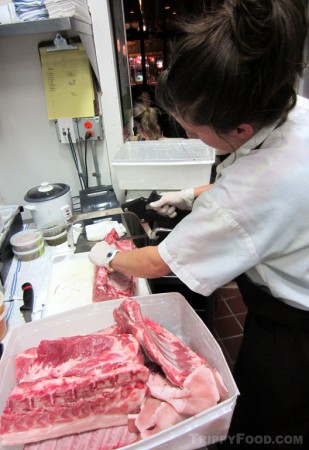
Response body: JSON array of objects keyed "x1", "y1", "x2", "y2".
[
  {"x1": 88, "y1": 241, "x2": 116, "y2": 267},
  {"x1": 149, "y1": 189, "x2": 195, "y2": 218}
]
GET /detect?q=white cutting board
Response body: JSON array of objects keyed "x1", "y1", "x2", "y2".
[
  {"x1": 43, "y1": 252, "x2": 95, "y2": 317},
  {"x1": 43, "y1": 252, "x2": 151, "y2": 318}
]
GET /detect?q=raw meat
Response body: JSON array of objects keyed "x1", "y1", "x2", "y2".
[
  {"x1": 93, "y1": 267, "x2": 136, "y2": 302},
  {"x1": 1, "y1": 414, "x2": 130, "y2": 446},
  {"x1": 139, "y1": 401, "x2": 187, "y2": 439},
  {"x1": 147, "y1": 366, "x2": 220, "y2": 415},
  {"x1": 16, "y1": 333, "x2": 144, "y2": 383},
  {"x1": 93, "y1": 229, "x2": 137, "y2": 302},
  {"x1": 0, "y1": 332, "x2": 149, "y2": 446},
  {"x1": 25, "y1": 425, "x2": 139, "y2": 450},
  {"x1": 113, "y1": 297, "x2": 208, "y2": 387},
  {"x1": 1, "y1": 298, "x2": 229, "y2": 448},
  {"x1": 5, "y1": 365, "x2": 149, "y2": 413},
  {"x1": 133, "y1": 365, "x2": 222, "y2": 438}
]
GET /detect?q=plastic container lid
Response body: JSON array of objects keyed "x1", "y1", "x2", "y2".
[
  {"x1": 10, "y1": 230, "x2": 43, "y2": 249},
  {"x1": 24, "y1": 182, "x2": 70, "y2": 203},
  {"x1": 112, "y1": 140, "x2": 215, "y2": 164},
  {"x1": 13, "y1": 242, "x2": 44, "y2": 256}
]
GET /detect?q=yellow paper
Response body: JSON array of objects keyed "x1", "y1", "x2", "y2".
[{"x1": 39, "y1": 43, "x2": 95, "y2": 120}]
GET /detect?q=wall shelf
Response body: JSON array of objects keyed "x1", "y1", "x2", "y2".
[{"x1": 0, "y1": 17, "x2": 92, "y2": 37}]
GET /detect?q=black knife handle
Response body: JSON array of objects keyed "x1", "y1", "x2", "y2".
[{"x1": 21, "y1": 282, "x2": 34, "y2": 311}]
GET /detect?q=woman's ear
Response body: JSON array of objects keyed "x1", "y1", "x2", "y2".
[{"x1": 229, "y1": 123, "x2": 255, "y2": 140}]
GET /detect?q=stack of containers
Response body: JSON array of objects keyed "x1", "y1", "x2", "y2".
[{"x1": 10, "y1": 230, "x2": 44, "y2": 261}]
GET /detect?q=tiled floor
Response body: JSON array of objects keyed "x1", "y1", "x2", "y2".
[{"x1": 212, "y1": 283, "x2": 247, "y2": 371}]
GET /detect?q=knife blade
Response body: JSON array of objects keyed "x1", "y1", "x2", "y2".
[{"x1": 20, "y1": 282, "x2": 34, "y2": 323}]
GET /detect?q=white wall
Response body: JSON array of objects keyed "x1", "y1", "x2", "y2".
[
  {"x1": 88, "y1": 0, "x2": 128, "y2": 205},
  {"x1": 0, "y1": 2, "x2": 126, "y2": 219}
]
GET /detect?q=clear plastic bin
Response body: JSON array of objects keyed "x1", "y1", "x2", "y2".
[
  {"x1": 0, "y1": 293, "x2": 238, "y2": 450},
  {"x1": 112, "y1": 140, "x2": 215, "y2": 190}
]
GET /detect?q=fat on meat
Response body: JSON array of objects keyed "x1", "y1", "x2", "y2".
[
  {"x1": 92, "y1": 229, "x2": 137, "y2": 302},
  {"x1": 147, "y1": 366, "x2": 220, "y2": 415},
  {"x1": 139, "y1": 401, "x2": 188, "y2": 440},
  {"x1": 1, "y1": 414, "x2": 131, "y2": 446},
  {"x1": 24, "y1": 425, "x2": 139, "y2": 450}
]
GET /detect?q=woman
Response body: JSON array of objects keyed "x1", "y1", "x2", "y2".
[
  {"x1": 133, "y1": 102, "x2": 163, "y2": 140},
  {"x1": 90, "y1": 0, "x2": 308, "y2": 447}
]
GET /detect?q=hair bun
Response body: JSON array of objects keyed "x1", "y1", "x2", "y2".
[{"x1": 230, "y1": 0, "x2": 273, "y2": 57}]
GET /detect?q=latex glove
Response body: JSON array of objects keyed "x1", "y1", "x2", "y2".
[
  {"x1": 88, "y1": 241, "x2": 116, "y2": 267},
  {"x1": 149, "y1": 189, "x2": 195, "y2": 218}
]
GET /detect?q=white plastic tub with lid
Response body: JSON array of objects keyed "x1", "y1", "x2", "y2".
[
  {"x1": 10, "y1": 230, "x2": 43, "y2": 252},
  {"x1": 0, "y1": 293, "x2": 238, "y2": 450}
]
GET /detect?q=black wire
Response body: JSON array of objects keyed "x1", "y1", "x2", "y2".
[
  {"x1": 84, "y1": 136, "x2": 89, "y2": 189},
  {"x1": 67, "y1": 129, "x2": 85, "y2": 190}
]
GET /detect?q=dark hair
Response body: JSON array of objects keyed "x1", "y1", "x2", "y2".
[{"x1": 156, "y1": 0, "x2": 307, "y2": 133}]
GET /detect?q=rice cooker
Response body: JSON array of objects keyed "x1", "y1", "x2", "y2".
[{"x1": 24, "y1": 182, "x2": 73, "y2": 228}]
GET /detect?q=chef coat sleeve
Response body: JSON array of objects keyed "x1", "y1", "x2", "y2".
[{"x1": 158, "y1": 191, "x2": 260, "y2": 297}]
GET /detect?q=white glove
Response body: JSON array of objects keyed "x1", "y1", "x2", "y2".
[
  {"x1": 88, "y1": 241, "x2": 116, "y2": 267},
  {"x1": 149, "y1": 189, "x2": 195, "y2": 218}
]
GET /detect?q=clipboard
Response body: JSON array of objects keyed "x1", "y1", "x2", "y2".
[
  {"x1": 46, "y1": 33, "x2": 79, "y2": 52},
  {"x1": 39, "y1": 34, "x2": 95, "y2": 120}
]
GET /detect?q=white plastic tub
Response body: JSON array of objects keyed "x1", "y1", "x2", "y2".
[
  {"x1": 112, "y1": 140, "x2": 215, "y2": 190},
  {"x1": 0, "y1": 293, "x2": 238, "y2": 450}
]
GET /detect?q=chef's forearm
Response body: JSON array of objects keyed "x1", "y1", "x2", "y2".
[{"x1": 110, "y1": 246, "x2": 171, "y2": 278}]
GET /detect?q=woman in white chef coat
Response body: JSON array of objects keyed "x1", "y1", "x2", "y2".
[{"x1": 89, "y1": 0, "x2": 309, "y2": 447}]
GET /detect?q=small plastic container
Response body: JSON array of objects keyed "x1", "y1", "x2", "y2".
[
  {"x1": 44, "y1": 230, "x2": 67, "y2": 246},
  {"x1": 13, "y1": 241, "x2": 45, "y2": 261},
  {"x1": 40, "y1": 222, "x2": 67, "y2": 246},
  {"x1": 11, "y1": 230, "x2": 44, "y2": 261},
  {"x1": 10, "y1": 230, "x2": 43, "y2": 253}
]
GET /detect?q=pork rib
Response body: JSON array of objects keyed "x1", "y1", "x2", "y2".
[
  {"x1": 1, "y1": 332, "x2": 149, "y2": 446},
  {"x1": 113, "y1": 298, "x2": 207, "y2": 387},
  {"x1": 16, "y1": 333, "x2": 144, "y2": 383}
]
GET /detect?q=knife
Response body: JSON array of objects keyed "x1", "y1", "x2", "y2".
[{"x1": 20, "y1": 282, "x2": 34, "y2": 323}]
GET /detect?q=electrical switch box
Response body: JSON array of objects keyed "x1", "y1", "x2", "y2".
[
  {"x1": 55, "y1": 118, "x2": 79, "y2": 143},
  {"x1": 77, "y1": 116, "x2": 104, "y2": 141}
]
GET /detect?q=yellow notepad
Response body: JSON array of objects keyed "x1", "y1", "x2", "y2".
[{"x1": 39, "y1": 43, "x2": 95, "y2": 120}]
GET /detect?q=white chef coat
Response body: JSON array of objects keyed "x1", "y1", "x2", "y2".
[{"x1": 158, "y1": 95, "x2": 309, "y2": 310}]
